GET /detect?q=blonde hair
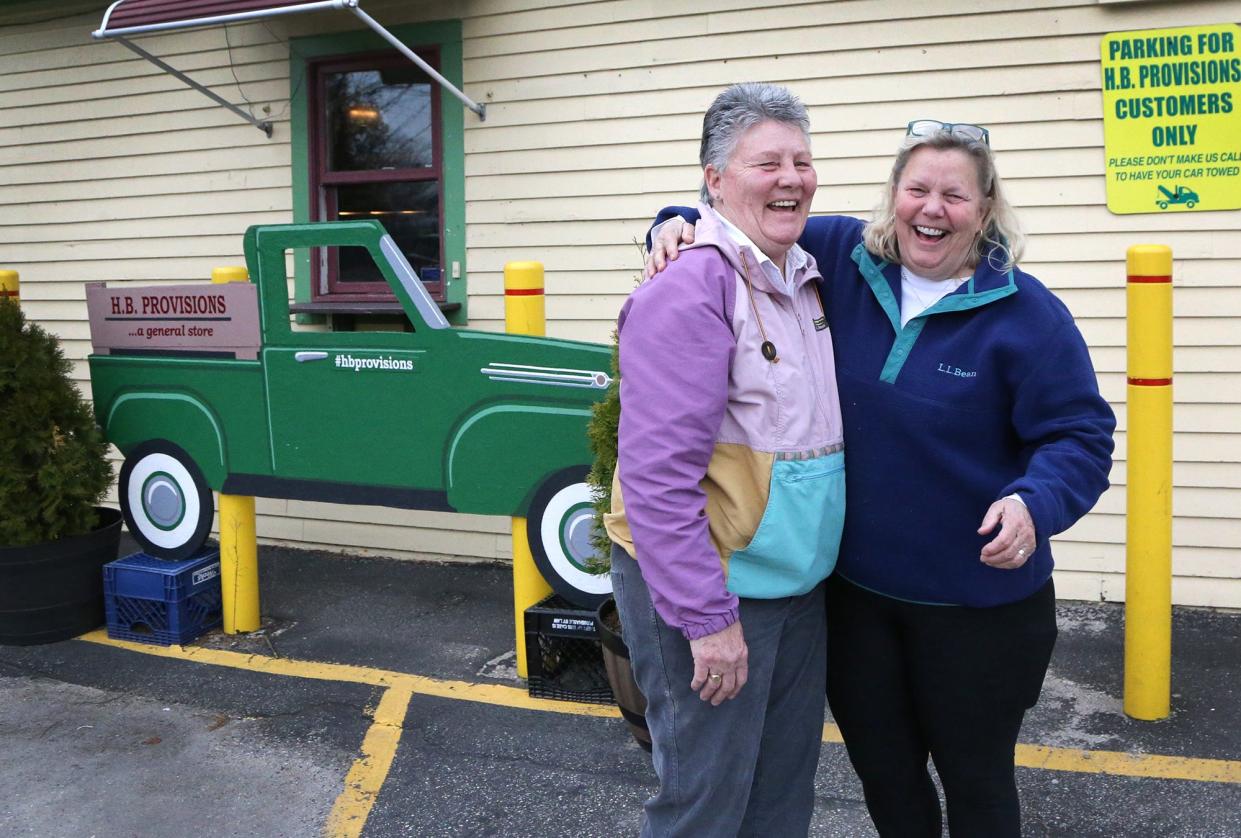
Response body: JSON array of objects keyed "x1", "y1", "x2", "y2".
[{"x1": 862, "y1": 129, "x2": 1025, "y2": 271}]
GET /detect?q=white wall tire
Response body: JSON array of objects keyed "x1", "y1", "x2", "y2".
[
  {"x1": 119, "y1": 441, "x2": 213, "y2": 560},
  {"x1": 528, "y1": 466, "x2": 612, "y2": 609}
]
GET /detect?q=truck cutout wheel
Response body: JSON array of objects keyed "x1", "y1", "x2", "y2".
[
  {"x1": 119, "y1": 441, "x2": 214, "y2": 560},
  {"x1": 527, "y1": 466, "x2": 612, "y2": 609}
]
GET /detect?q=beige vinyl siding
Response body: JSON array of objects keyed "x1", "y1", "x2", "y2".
[{"x1": 2, "y1": 0, "x2": 1238, "y2": 602}]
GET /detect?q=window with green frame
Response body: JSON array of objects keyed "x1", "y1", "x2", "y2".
[{"x1": 289, "y1": 20, "x2": 467, "y2": 323}]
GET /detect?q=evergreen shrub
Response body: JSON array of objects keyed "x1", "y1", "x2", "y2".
[
  {"x1": 585, "y1": 332, "x2": 620, "y2": 569},
  {"x1": 586, "y1": 244, "x2": 648, "y2": 573},
  {"x1": 0, "y1": 300, "x2": 112, "y2": 546}
]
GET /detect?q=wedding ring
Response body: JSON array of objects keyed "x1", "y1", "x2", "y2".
[{"x1": 1017, "y1": 547, "x2": 1026, "y2": 558}]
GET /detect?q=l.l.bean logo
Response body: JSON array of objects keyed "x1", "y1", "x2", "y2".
[{"x1": 936, "y1": 362, "x2": 978, "y2": 379}]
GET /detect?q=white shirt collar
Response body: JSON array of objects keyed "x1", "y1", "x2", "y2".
[
  {"x1": 899, "y1": 264, "x2": 969, "y2": 327},
  {"x1": 714, "y1": 212, "x2": 806, "y2": 294}
]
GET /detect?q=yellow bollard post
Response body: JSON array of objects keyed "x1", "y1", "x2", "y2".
[
  {"x1": 1123, "y1": 245, "x2": 1173, "y2": 721},
  {"x1": 211, "y1": 266, "x2": 249, "y2": 284},
  {"x1": 504, "y1": 260, "x2": 546, "y2": 335},
  {"x1": 505, "y1": 261, "x2": 552, "y2": 678},
  {"x1": 219, "y1": 494, "x2": 260, "y2": 633},
  {"x1": 212, "y1": 266, "x2": 261, "y2": 633},
  {"x1": 0, "y1": 270, "x2": 18, "y2": 307}
]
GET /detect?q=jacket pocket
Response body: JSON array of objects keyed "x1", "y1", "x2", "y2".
[{"x1": 726, "y1": 450, "x2": 845, "y2": 598}]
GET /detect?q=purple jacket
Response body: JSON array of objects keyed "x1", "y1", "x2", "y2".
[{"x1": 606, "y1": 205, "x2": 845, "y2": 639}]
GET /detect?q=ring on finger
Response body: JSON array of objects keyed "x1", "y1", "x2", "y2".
[
  {"x1": 1017, "y1": 547, "x2": 1027, "y2": 558},
  {"x1": 708, "y1": 673, "x2": 723, "y2": 683}
]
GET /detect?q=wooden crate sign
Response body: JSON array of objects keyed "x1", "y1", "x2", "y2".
[{"x1": 86, "y1": 282, "x2": 261, "y2": 360}]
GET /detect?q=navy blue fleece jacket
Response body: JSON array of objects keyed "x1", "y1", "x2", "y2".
[{"x1": 653, "y1": 209, "x2": 1115, "y2": 607}]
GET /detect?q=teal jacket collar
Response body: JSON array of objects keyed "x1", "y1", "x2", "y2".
[{"x1": 850, "y1": 243, "x2": 1018, "y2": 335}]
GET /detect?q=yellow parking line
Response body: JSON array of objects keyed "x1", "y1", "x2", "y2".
[
  {"x1": 77, "y1": 631, "x2": 1241, "y2": 785},
  {"x1": 78, "y1": 630, "x2": 617, "y2": 717},
  {"x1": 821, "y1": 717, "x2": 1239, "y2": 784},
  {"x1": 324, "y1": 685, "x2": 413, "y2": 838},
  {"x1": 1016, "y1": 743, "x2": 1241, "y2": 784}
]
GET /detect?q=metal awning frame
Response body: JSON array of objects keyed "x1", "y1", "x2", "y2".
[{"x1": 92, "y1": 0, "x2": 486, "y2": 137}]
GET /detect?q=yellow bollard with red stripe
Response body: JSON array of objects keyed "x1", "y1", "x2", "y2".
[
  {"x1": 212, "y1": 266, "x2": 261, "y2": 633},
  {"x1": 0, "y1": 270, "x2": 18, "y2": 306},
  {"x1": 504, "y1": 260, "x2": 546, "y2": 335},
  {"x1": 505, "y1": 261, "x2": 552, "y2": 678},
  {"x1": 1123, "y1": 245, "x2": 1173, "y2": 721}
]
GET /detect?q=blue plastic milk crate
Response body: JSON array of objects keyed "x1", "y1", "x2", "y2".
[{"x1": 103, "y1": 549, "x2": 223, "y2": 645}]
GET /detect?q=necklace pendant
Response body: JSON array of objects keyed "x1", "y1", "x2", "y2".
[{"x1": 761, "y1": 341, "x2": 779, "y2": 362}]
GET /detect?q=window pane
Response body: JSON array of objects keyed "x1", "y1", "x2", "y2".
[
  {"x1": 326, "y1": 66, "x2": 433, "y2": 171},
  {"x1": 336, "y1": 182, "x2": 440, "y2": 283}
]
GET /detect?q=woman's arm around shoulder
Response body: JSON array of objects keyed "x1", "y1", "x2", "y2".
[{"x1": 798, "y1": 214, "x2": 867, "y2": 265}]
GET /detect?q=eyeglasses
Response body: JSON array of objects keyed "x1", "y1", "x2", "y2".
[{"x1": 906, "y1": 119, "x2": 990, "y2": 146}]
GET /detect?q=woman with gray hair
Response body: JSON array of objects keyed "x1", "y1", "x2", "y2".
[
  {"x1": 648, "y1": 121, "x2": 1115, "y2": 836},
  {"x1": 604, "y1": 82, "x2": 845, "y2": 835}
]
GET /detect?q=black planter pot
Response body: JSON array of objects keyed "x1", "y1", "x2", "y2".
[
  {"x1": 0, "y1": 507, "x2": 124, "y2": 645},
  {"x1": 595, "y1": 597, "x2": 652, "y2": 752}
]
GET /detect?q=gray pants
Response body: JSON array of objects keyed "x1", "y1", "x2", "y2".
[{"x1": 611, "y1": 545, "x2": 827, "y2": 837}]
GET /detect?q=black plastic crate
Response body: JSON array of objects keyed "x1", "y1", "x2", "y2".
[{"x1": 524, "y1": 594, "x2": 613, "y2": 705}]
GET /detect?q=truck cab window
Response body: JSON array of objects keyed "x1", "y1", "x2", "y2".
[{"x1": 288, "y1": 246, "x2": 414, "y2": 334}]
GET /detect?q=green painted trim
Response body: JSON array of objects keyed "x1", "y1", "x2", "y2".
[
  {"x1": 850, "y1": 244, "x2": 1020, "y2": 384},
  {"x1": 435, "y1": 33, "x2": 467, "y2": 325},
  {"x1": 260, "y1": 350, "x2": 280, "y2": 473},
  {"x1": 288, "y1": 19, "x2": 468, "y2": 324},
  {"x1": 107, "y1": 393, "x2": 225, "y2": 469},
  {"x1": 289, "y1": 51, "x2": 312, "y2": 315}
]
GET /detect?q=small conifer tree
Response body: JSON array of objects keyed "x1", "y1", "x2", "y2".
[
  {"x1": 585, "y1": 331, "x2": 621, "y2": 566},
  {"x1": 0, "y1": 300, "x2": 112, "y2": 545},
  {"x1": 586, "y1": 243, "x2": 647, "y2": 572}
]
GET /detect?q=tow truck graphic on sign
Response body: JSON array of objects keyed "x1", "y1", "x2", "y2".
[{"x1": 1155, "y1": 184, "x2": 1200, "y2": 209}]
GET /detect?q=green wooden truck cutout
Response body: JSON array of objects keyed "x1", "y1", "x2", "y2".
[{"x1": 87, "y1": 221, "x2": 611, "y2": 605}]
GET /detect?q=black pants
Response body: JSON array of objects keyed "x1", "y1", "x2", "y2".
[{"x1": 825, "y1": 574, "x2": 1057, "y2": 838}]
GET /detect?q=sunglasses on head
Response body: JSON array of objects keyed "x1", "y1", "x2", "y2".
[{"x1": 906, "y1": 119, "x2": 990, "y2": 146}]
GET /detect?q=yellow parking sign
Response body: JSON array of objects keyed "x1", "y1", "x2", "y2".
[{"x1": 1100, "y1": 23, "x2": 1241, "y2": 214}]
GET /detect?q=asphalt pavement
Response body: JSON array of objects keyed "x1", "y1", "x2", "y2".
[{"x1": 0, "y1": 537, "x2": 1238, "y2": 837}]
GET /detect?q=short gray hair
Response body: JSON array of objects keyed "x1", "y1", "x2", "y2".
[
  {"x1": 862, "y1": 128, "x2": 1025, "y2": 270},
  {"x1": 699, "y1": 82, "x2": 812, "y2": 205}
]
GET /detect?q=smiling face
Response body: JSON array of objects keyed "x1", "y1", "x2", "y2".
[
  {"x1": 893, "y1": 146, "x2": 989, "y2": 280},
  {"x1": 704, "y1": 120, "x2": 816, "y2": 269}
]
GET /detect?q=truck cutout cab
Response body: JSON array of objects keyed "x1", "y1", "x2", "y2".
[{"x1": 87, "y1": 221, "x2": 612, "y2": 605}]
